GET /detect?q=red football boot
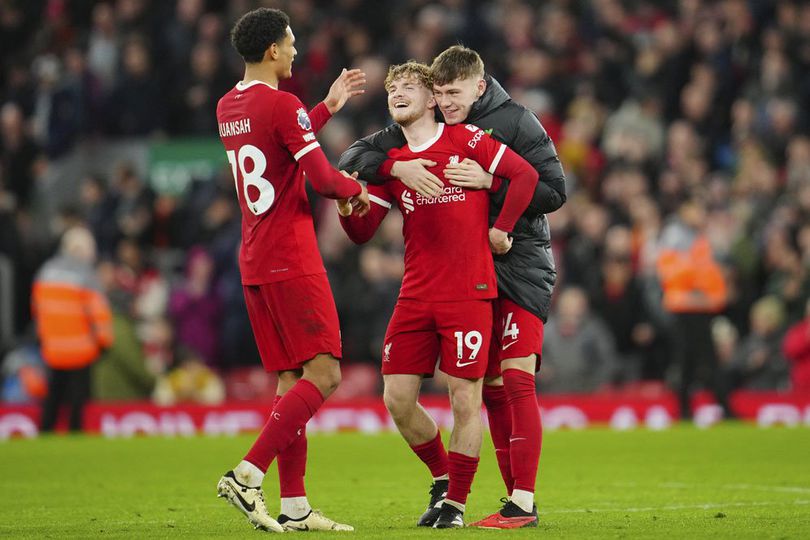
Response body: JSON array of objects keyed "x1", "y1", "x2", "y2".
[{"x1": 470, "y1": 498, "x2": 538, "y2": 529}]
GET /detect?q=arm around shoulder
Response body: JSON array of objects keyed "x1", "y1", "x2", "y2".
[{"x1": 338, "y1": 125, "x2": 406, "y2": 184}]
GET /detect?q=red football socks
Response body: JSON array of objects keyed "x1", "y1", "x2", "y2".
[
  {"x1": 503, "y1": 368, "x2": 542, "y2": 493},
  {"x1": 271, "y1": 395, "x2": 308, "y2": 498},
  {"x1": 446, "y1": 451, "x2": 480, "y2": 506},
  {"x1": 244, "y1": 379, "x2": 324, "y2": 473},
  {"x1": 482, "y1": 383, "x2": 514, "y2": 494},
  {"x1": 410, "y1": 431, "x2": 449, "y2": 479}
]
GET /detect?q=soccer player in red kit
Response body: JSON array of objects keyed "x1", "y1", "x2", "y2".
[
  {"x1": 340, "y1": 46, "x2": 564, "y2": 528},
  {"x1": 214, "y1": 8, "x2": 369, "y2": 533},
  {"x1": 337, "y1": 62, "x2": 538, "y2": 528}
]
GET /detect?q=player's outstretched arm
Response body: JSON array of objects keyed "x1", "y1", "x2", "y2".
[
  {"x1": 298, "y1": 148, "x2": 363, "y2": 200},
  {"x1": 338, "y1": 124, "x2": 407, "y2": 185}
]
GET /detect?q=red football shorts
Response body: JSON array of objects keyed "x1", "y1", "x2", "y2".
[
  {"x1": 486, "y1": 297, "x2": 544, "y2": 378},
  {"x1": 382, "y1": 298, "x2": 493, "y2": 379},
  {"x1": 243, "y1": 273, "x2": 342, "y2": 372}
]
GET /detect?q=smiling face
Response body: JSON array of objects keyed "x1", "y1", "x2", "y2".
[
  {"x1": 386, "y1": 75, "x2": 435, "y2": 126},
  {"x1": 432, "y1": 75, "x2": 486, "y2": 125},
  {"x1": 384, "y1": 62, "x2": 435, "y2": 127}
]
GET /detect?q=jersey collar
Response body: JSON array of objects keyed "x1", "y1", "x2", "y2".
[
  {"x1": 408, "y1": 122, "x2": 445, "y2": 153},
  {"x1": 235, "y1": 80, "x2": 278, "y2": 91}
]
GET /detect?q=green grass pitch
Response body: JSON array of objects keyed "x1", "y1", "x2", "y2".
[{"x1": 1, "y1": 423, "x2": 809, "y2": 538}]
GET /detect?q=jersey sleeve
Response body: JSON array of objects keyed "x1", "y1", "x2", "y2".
[
  {"x1": 308, "y1": 101, "x2": 332, "y2": 134},
  {"x1": 298, "y1": 148, "x2": 362, "y2": 199},
  {"x1": 338, "y1": 184, "x2": 393, "y2": 244},
  {"x1": 455, "y1": 124, "x2": 538, "y2": 232},
  {"x1": 272, "y1": 92, "x2": 322, "y2": 161},
  {"x1": 455, "y1": 124, "x2": 509, "y2": 176}
]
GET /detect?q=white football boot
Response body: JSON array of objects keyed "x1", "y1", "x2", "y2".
[
  {"x1": 278, "y1": 509, "x2": 354, "y2": 532},
  {"x1": 217, "y1": 471, "x2": 284, "y2": 532}
]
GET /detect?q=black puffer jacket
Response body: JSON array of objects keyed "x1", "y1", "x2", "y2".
[{"x1": 338, "y1": 76, "x2": 566, "y2": 321}]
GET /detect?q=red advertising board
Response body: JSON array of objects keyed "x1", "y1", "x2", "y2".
[{"x1": 1, "y1": 392, "x2": 808, "y2": 439}]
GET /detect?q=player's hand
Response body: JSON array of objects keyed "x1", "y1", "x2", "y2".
[
  {"x1": 391, "y1": 159, "x2": 444, "y2": 198},
  {"x1": 489, "y1": 227, "x2": 512, "y2": 255},
  {"x1": 351, "y1": 183, "x2": 370, "y2": 217},
  {"x1": 336, "y1": 198, "x2": 353, "y2": 216},
  {"x1": 445, "y1": 158, "x2": 493, "y2": 189},
  {"x1": 324, "y1": 68, "x2": 366, "y2": 114}
]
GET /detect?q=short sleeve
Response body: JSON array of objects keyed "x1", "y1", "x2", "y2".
[
  {"x1": 455, "y1": 124, "x2": 507, "y2": 174},
  {"x1": 272, "y1": 92, "x2": 321, "y2": 161}
]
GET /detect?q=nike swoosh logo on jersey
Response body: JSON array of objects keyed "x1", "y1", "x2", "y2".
[
  {"x1": 456, "y1": 359, "x2": 478, "y2": 368},
  {"x1": 232, "y1": 488, "x2": 255, "y2": 512},
  {"x1": 502, "y1": 340, "x2": 519, "y2": 350}
]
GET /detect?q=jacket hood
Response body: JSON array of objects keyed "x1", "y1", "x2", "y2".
[{"x1": 467, "y1": 75, "x2": 511, "y2": 123}]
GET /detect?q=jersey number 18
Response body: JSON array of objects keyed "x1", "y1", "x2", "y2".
[{"x1": 226, "y1": 144, "x2": 275, "y2": 215}]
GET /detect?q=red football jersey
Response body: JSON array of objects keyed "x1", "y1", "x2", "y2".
[
  {"x1": 216, "y1": 80, "x2": 327, "y2": 285},
  {"x1": 341, "y1": 122, "x2": 514, "y2": 302}
]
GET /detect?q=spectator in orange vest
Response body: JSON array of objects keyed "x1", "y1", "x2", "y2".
[
  {"x1": 32, "y1": 226, "x2": 113, "y2": 432},
  {"x1": 656, "y1": 194, "x2": 729, "y2": 419}
]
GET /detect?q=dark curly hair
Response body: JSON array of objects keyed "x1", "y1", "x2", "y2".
[{"x1": 230, "y1": 8, "x2": 290, "y2": 64}]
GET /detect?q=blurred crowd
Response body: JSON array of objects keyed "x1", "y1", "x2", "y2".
[{"x1": 1, "y1": 0, "x2": 810, "y2": 406}]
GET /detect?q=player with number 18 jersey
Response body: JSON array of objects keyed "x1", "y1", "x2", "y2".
[
  {"x1": 214, "y1": 9, "x2": 367, "y2": 534},
  {"x1": 217, "y1": 80, "x2": 361, "y2": 371}
]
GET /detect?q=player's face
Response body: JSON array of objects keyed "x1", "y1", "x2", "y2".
[
  {"x1": 432, "y1": 76, "x2": 486, "y2": 125},
  {"x1": 387, "y1": 76, "x2": 436, "y2": 127},
  {"x1": 274, "y1": 26, "x2": 297, "y2": 79}
]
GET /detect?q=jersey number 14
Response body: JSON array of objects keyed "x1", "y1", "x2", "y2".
[{"x1": 226, "y1": 144, "x2": 275, "y2": 215}]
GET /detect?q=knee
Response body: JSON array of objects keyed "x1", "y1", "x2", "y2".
[
  {"x1": 319, "y1": 367, "x2": 341, "y2": 397},
  {"x1": 305, "y1": 358, "x2": 342, "y2": 397},
  {"x1": 383, "y1": 388, "x2": 414, "y2": 421},
  {"x1": 449, "y1": 387, "x2": 481, "y2": 423}
]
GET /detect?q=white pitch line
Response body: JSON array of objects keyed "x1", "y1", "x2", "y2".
[
  {"x1": 542, "y1": 499, "x2": 810, "y2": 515},
  {"x1": 619, "y1": 481, "x2": 810, "y2": 495},
  {"x1": 721, "y1": 483, "x2": 810, "y2": 494}
]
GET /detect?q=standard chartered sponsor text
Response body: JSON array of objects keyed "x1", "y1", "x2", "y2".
[{"x1": 416, "y1": 186, "x2": 466, "y2": 206}]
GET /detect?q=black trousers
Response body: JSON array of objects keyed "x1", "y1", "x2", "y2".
[
  {"x1": 672, "y1": 313, "x2": 728, "y2": 419},
  {"x1": 40, "y1": 365, "x2": 91, "y2": 432}
]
